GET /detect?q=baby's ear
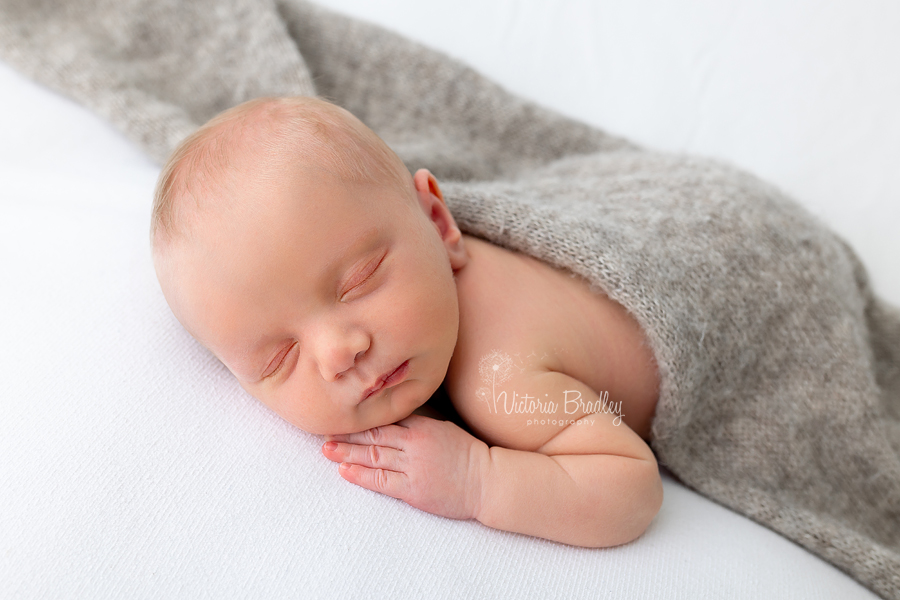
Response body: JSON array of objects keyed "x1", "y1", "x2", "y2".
[
  {"x1": 413, "y1": 168, "x2": 467, "y2": 271},
  {"x1": 413, "y1": 168, "x2": 443, "y2": 201}
]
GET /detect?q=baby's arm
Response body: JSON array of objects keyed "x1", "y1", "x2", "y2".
[
  {"x1": 475, "y1": 370, "x2": 663, "y2": 547},
  {"x1": 322, "y1": 371, "x2": 662, "y2": 548}
]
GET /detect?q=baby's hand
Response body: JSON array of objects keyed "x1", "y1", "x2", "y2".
[{"x1": 322, "y1": 415, "x2": 490, "y2": 521}]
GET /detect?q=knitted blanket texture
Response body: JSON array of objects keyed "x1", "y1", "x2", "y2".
[{"x1": 2, "y1": 1, "x2": 898, "y2": 597}]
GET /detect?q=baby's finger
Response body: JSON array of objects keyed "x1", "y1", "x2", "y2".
[
  {"x1": 324, "y1": 423, "x2": 407, "y2": 448},
  {"x1": 322, "y1": 441, "x2": 405, "y2": 471},
  {"x1": 338, "y1": 462, "x2": 410, "y2": 500}
]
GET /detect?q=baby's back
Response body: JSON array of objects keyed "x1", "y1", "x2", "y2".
[{"x1": 444, "y1": 235, "x2": 660, "y2": 452}]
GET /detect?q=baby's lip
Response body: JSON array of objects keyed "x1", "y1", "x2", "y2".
[{"x1": 359, "y1": 360, "x2": 409, "y2": 403}]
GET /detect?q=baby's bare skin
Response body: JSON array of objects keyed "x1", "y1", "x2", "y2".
[
  {"x1": 447, "y1": 235, "x2": 660, "y2": 446},
  {"x1": 432, "y1": 235, "x2": 662, "y2": 547},
  {"x1": 154, "y1": 98, "x2": 663, "y2": 548}
]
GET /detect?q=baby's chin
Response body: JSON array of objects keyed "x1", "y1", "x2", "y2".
[
  {"x1": 279, "y1": 397, "x2": 415, "y2": 438},
  {"x1": 330, "y1": 383, "x2": 438, "y2": 436},
  {"x1": 316, "y1": 413, "x2": 413, "y2": 437}
]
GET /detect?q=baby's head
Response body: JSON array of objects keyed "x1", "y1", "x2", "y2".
[{"x1": 151, "y1": 96, "x2": 468, "y2": 435}]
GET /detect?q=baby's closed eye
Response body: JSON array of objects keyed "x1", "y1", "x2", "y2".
[
  {"x1": 263, "y1": 341, "x2": 298, "y2": 379},
  {"x1": 340, "y1": 249, "x2": 388, "y2": 302}
]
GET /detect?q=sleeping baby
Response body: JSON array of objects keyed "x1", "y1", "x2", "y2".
[{"x1": 151, "y1": 96, "x2": 663, "y2": 548}]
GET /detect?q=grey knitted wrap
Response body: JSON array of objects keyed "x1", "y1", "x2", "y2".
[{"x1": 2, "y1": 1, "x2": 898, "y2": 597}]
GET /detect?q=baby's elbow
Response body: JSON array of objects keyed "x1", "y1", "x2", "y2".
[
  {"x1": 594, "y1": 459, "x2": 663, "y2": 548},
  {"x1": 641, "y1": 460, "x2": 664, "y2": 528},
  {"x1": 625, "y1": 459, "x2": 664, "y2": 543}
]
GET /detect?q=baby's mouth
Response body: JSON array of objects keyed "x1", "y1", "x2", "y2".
[{"x1": 359, "y1": 360, "x2": 410, "y2": 403}]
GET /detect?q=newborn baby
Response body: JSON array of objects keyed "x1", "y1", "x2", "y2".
[{"x1": 152, "y1": 96, "x2": 663, "y2": 548}]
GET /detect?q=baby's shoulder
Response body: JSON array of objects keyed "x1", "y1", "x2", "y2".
[{"x1": 445, "y1": 235, "x2": 659, "y2": 445}]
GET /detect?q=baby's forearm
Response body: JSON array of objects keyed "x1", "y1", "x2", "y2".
[{"x1": 475, "y1": 446, "x2": 663, "y2": 548}]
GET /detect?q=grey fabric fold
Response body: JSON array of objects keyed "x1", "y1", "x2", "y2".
[
  {"x1": 0, "y1": 0, "x2": 316, "y2": 163},
  {"x1": 2, "y1": 1, "x2": 897, "y2": 597}
]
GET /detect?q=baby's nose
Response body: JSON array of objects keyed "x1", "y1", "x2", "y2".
[
  {"x1": 332, "y1": 351, "x2": 367, "y2": 380},
  {"x1": 316, "y1": 330, "x2": 369, "y2": 382}
]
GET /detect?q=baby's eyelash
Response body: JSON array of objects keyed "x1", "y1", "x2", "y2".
[
  {"x1": 341, "y1": 252, "x2": 386, "y2": 299},
  {"x1": 266, "y1": 343, "x2": 296, "y2": 379},
  {"x1": 352, "y1": 262, "x2": 379, "y2": 288}
]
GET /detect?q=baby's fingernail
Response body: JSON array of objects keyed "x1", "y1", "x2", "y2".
[
  {"x1": 340, "y1": 462, "x2": 350, "y2": 471},
  {"x1": 323, "y1": 441, "x2": 337, "y2": 451}
]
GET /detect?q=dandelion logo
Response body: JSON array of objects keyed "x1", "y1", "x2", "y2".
[{"x1": 478, "y1": 349, "x2": 515, "y2": 413}]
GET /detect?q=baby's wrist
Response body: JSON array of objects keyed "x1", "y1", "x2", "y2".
[{"x1": 468, "y1": 440, "x2": 493, "y2": 522}]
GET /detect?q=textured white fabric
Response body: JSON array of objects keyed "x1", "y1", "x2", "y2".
[{"x1": 2, "y1": 0, "x2": 897, "y2": 595}]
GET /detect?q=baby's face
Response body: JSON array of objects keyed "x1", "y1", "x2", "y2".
[{"x1": 156, "y1": 166, "x2": 467, "y2": 435}]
